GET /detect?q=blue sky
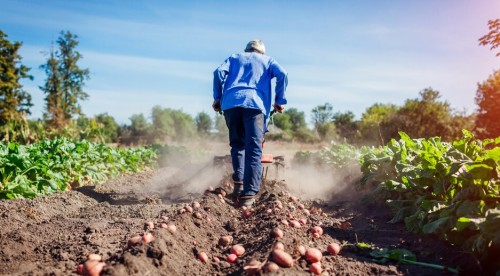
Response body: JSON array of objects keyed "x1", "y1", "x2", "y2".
[{"x1": 1, "y1": 0, "x2": 499, "y2": 125}]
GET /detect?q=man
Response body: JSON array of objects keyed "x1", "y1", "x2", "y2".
[{"x1": 212, "y1": 39, "x2": 288, "y2": 207}]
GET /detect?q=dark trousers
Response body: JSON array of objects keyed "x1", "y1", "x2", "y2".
[{"x1": 224, "y1": 107, "x2": 264, "y2": 196}]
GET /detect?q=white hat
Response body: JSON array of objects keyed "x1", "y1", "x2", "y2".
[{"x1": 245, "y1": 40, "x2": 266, "y2": 54}]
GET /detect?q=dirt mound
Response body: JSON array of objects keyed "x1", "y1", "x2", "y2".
[{"x1": 0, "y1": 168, "x2": 480, "y2": 275}]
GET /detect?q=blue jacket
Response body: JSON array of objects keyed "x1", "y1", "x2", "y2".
[{"x1": 213, "y1": 52, "x2": 288, "y2": 117}]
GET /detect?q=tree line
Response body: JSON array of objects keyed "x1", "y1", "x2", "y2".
[{"x1": 1, "y1": 21, "x2": 500, "y2": 145}]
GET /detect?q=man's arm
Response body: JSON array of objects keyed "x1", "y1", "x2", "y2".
[
  {"x1": 270, "y1": 59, "x2": 288, "y2": 112},
  {"x1": 213, "y1": 58, "x2": 230, "y2": 102}
]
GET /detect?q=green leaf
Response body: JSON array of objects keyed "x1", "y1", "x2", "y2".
[
  {"x1": 484, "y1": 147, "x2": 500, "y2": 163},
  {"x1": 455, "y1": 217, "x2": 472, "y2": 231},
  {"x1": 422, "y1": 217, "x2": 451, "y2": 234},
  {"x1": 465, "y1": 163, "x2": 495, "y2": 181}
]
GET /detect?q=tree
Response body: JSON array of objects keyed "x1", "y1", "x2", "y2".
[
  {"x1": 311, "y1": 103, "x2": 335, "y2": 140},
  {"x1": 332, "y1": 111, "x2": 358, "y2": 142},
  {"x1": 273, "y1": 112, "x2": 292, "y2": 132},
  {"x1": 479, "y1": 19, "x2": 500, "y2": 57},
  {"x1": 94, "y1": 113, "x2": 119, "y2": 142},
  {"x1": 475, "y1": 70, "x2": 500, "y2": 138},
  {"x1": 359, "y1": 103, "x2": 398, "y2": 145},
  {"x1": 284, "y1": 108, "x2": 307, "y2": 132},
  {"x1": 129, "y1": 113, "x2": 151, "y2": 137},
  {"x1": 0, "y1": 30, "x2": 33, "y2": 125},
  {"x1": 195, "y1": 111, "x2": 213, "y2": 137},
  {"x1": 40, "y1": 31, "x2": 89, "y2": 129},
  {"x1": 387, "y1": 88, "x2": 456, "y2": 140},
  {"x1": 150, "y1": 106, "x2": 196, "y2": 142}
]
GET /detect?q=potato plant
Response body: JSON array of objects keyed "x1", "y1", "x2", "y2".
[
  {"x1": 360, "y1": 130, "x2": 500, "y2": 261},
  {"x1": 0, "y1": 137, "x2": 157, "y2": 199}
]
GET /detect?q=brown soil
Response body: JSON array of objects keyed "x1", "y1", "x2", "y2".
[{"x1": 0, "y1": 166, "x2": 488, "y2": 276}]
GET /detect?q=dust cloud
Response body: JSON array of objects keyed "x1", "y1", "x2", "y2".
[
  {"x1": 149, "y1": 158, "x2": 226, "y2": 204},
  {"x1": 141, "y1": 141, "x2": 362, "y2": 204},
  {"x1": 284, "y1": 162, "x2": 361, "y2": 202}
]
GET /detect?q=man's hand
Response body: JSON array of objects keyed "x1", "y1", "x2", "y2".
[
  {"x1": 273, "y1": 103, "x2": 285, "y2": 113},
  {"x1": 212, "y1": 100, "x2": 221, "y2": 112}
]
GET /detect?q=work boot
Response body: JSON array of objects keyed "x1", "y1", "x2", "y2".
[
  {"x1": 238, "y1": 195, "x2": 256, "y2": 208},
  {"x1": 231, "y1": 181, "x2": 243, "y2": 202}
]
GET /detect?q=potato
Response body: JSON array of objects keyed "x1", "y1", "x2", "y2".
[
  {"x1": 310, "y1": 262, "x2": 322, "y2": 275},
  {"x1": 167, "y1": 224, "x2": 177, "y2": 233},
  {"x1": 127, "y1": 235, "x2": 142, "y2": 247},
  {"x1": 289, "y1": 196, "x2": 298, "y2": 202},
  {"x1": 145, "y1": 221, "x2": 154, "y2": 230},
  {"x1": 296, "y1": 245, "x2": 305, "y2": 256},
  {"x1": 218, "y1": 235, "x2": 233, "y2": 247},
  {"x1": 271, "y1": 249, "x2": 294, "y2": 268},
  {"x1": 212, "y1": 256, "x2": 220, "y2": 263},
  {"x1": 280, "y1": 219, "x2": 289, "y2": 227},
  {"x1": 264, "y1": 262, "x2": 280, "y2": 272},
  {"x1": 192, "y1": 201, "x2": 201, "y2": 209},
  {"x1": 266, "y1": 208, "x2": 273, "y2": 215},
  {"x1": 142, "y1": 232, "x2": 154, "y2": 243},
  {"x1": 226, "y1": 253, "x2": 238, "y2": 263},
  {"x1": 290, "y1": 220, "x2": 301, "y2": 228},
  {"x1": 87, "y1": 254, "x2": 101, "y2": 261},
  {"x1": 193, "y1": 212, "x2": 203, "y2": 219},
  {"x1": 76, "y1": 264, "x2": 84, "y2": 275},
  {"x1": 243, "y1": 259, "x2": 262, "y2": 275},
  {"x1": 305, "y1": 248, "x2": 322, "y2": 263},
  {"x1": 184, "y1": 205, "x2": 193, "y2": 213},
  {"x1": 198, "y1": 252, "x2": 208, "y2": 263},
  {"x1": 160, "y1": 223, "x2": 168, "y2": 229},
  {"x1": 299, "y1": 218, "x2": 308, "y2": 225},
  {"x1": 297, "y1": 203, "x2": 305, "y2": 210},
  {"x1": 160, "y1": 216, "x2": 169, "y2": 222},
  {"x1": 231, "y1": 244, "x2": 245, "y2": 256},
  {"x1": 242, "y1": 209, "x2": 253, "y2": 218},
  {"x1": 271, "y1": 227, "x2": 283, "y2": 238},
  {"x1": 311, "y1": 226, "x2": 323, "y2": 238},
  {"x1": 272, "y1": 241, "x2": 285, "y2": 251},
  {"x1": 327, "y1": 242, "x2": 341, "y2": 255},
  {"x1": 83, "y1": 260, "x2": 105, "y2": 276}
]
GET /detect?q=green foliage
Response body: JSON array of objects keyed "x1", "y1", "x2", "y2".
[
  {"x1": 76, "y1": 114, "x2": 119, "y2": 143},
  {"x1": 293, "y1": 141, "x2": 365, "y2": 169},
  {"x1": 358, "y1": 88, "x2": 474, "y2": 144},
  {"x1": 0, "y1": 30, "x2": 33, "y2": 139},
  {"x1": 332, "y1": 111, "x2": 358, "y2": 142},
  {"x1": 312, "y1": 103, "x2": 336, "y2": 140},
  {"x1": 475, "y1": 69, "x2": 500, "y2": 139},
  {"x1": 40, "y1": 31, "x2": 89, "y2": 129},
  {"x1": 195, "y1": 111, "x2": 213, "y2": 137},
  {"x1": 150, "y1": 106, "x2": 196, "y2": 142},
  {"x1": 370, "y1": 247, "x2": 458, "y2": 273},
  {"x1": 272, "y1": 108, "x2": 314, "y2": 142},
  {"x1": 390, "y1": 88, "x2": 456, "y2": 139},
  {"x1": 360, "y1": 130, "x2": 500, "y2": 261},
  {"x1": 0, "y1": 138, "x2": 157, "y2": 199},
  {"x1": 359, "y1": 103, "x2": 398, "y2": 146}
]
